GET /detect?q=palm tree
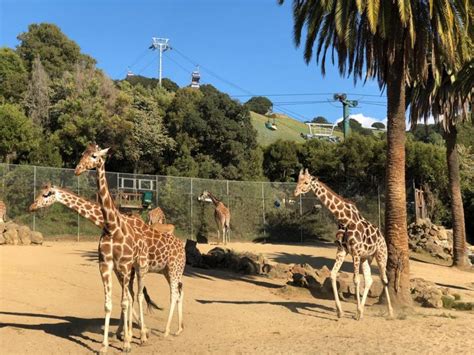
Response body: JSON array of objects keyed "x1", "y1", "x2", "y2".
[
  {"x1": 409, "y1": 57, "x2": 473, "y2": 267},
  {"x1": 278, "y1": 0, "x2": 470, "y2": 305}
]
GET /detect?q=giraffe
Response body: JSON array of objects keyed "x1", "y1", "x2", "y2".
[
  {"x1": 147, "y1": 206, "x2": 166, "y2": 225},
  {"x1": 198, "y1": 190, "x2": 230, "y2": 245},
  {"x1": 74, "y1": 145, "x2": 149, "y2": 353},
  {"x1": 0, "y1": 200, "x2": 6, "y2": 223},
  {"x1": 294, "y1": 168, "x2": 394, "y2": 320},
  {"x1": 75, "y1": 144, "x2": 186, "y2": 341},
  {"x1": 28, "y1": 183, "x2": 161, "y2": 336}
]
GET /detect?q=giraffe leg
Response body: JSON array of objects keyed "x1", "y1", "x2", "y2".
[
  {"x1": 176, "y1": 280, "x2": 184, "y2": 336},
  {"x1": 330, "y1": 247, "x2": 347, "y2": 318},
  {"x1": 216, "y1": 228, "x2": 220, "y2": 245},
  {"x1": 136, "y1": 273, "x2": 148, "y2": 344},
  {"x1": 359, "y1": 258, "x2": 373, "y2": 320},
  {"x1": 164, "y1": 278, "x2": 179, "y2": 337},
  {"x1": 116, "y1": 268, "x2": 135, "y2": 340},
  {"x1": 222, "y1": 226, "x2": 226, "y2": 245},
  {"x1": 375, "y1": 251, "x2": 394, "y2": 318},
  {"x1": 99, "y1": 261, "x2": 114, "y2": 354},
  {"x1": 352, "y1": 255, "x2": 362, "y2": 320},
  {"x1": 121, "y1": 274, "x2": 132, "y2": 353}
]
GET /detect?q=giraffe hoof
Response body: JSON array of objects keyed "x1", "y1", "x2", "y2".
[
  {"x1": 354, "y1": 311, "x2": 362, "y2": 320},
  {"x1": 123, "y1": 345, "x2": 132, "y2": 353},
  {"x1": 336, "y1": 310, "x2": 344, "y2": 318},
  {"x1": 174, "y1": 328, "x2": 183, "y2": 336},
  {"x1": 99, "y1": 345, "x2": 108, "y2": 354},
  {"x1": 163, "y1": 330, "x2": 170, "y2": 337}
]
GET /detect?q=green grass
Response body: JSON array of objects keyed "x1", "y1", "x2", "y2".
[{"x1": 250, "y1": 111, "x2": 343, "y2": 147}]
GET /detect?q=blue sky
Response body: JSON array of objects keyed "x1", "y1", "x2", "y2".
[{"x1": 1, "y1": 0, "x2": 388, "y2": 124}]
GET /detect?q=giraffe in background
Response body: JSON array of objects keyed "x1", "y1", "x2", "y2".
[
  {"x1": 294, "y1": 168, "x2": 393, "y2": 320},
  {"x1": 198, "y1": 190, "x2": 230, "y2": 245},
  {"x1": 75, "y1": 144, "x2": 186, "y2": 342},
  {"x1": 147, "y1": 206, "x2": 166, "y2": 224},
  {"x1": 0, "y1": 200, "x2": 6, "y2": 223}
]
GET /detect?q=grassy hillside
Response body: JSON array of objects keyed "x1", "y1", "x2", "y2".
[{"x1": 251, "y1": 112, "x2": 343, "y2": 146}]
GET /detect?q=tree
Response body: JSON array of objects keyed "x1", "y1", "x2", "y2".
[
  {"x1": 25, "y1": 56, "x2": 50, "y2": 129},
  {"x1": 244, "y1": 96, "x2": 273, "y2": 115},
  {"x1": 371, "y1": 122, "x2": 386, "y2": 130},
  {"x1": 263, "y1": 140, "x2": 300, "y2": 182},
  {"x1": 408, "y1": 57, "x2": 473, "y2": 267},
  {"x1": 0, "y1": 103, "x2": 38, "y2": 163},
  {"x1": 279, "y1": 0, "x2": 470, "y2": 305},
  {"x1": 312, "y1": 116, "x2": 329, "y2": 124},
  {"x1": 0, "y1": 47, "x2": 28, "y2": 102},
  {"x1": 17, "y1": 23, "x2": 95, "y2": 78}
]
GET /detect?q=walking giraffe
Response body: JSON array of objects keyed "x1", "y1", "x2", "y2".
[
  {"x1": 198, "y1": 190, "x2": 230, "y2": 245},
  {"x1": 294, "y1": 168, "x2": 394, "y2": 320},
  {"x1": 28, "y1": 183, "x2": 161, "y2": 337},
  {"x1": 75, "y1": 144, "x2": 186, "y2": 344}
]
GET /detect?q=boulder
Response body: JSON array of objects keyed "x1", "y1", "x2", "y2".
[
  {"x1": 410, "y1": 278, "x2": 446, "y2": 308},
  {"x1": 266, "y1": 262, "x2": 291, "y2": 279},
  {"x1": 0, "y1": 232, "x2": 5, "y2": 245},
  {"x1": 18, "y1": 225, "x2": 31, "y2": 245},
  {"x1": 185, "y1": 239, "x2": 204, "y2": 267},
  {"x1": 30, "y1": 231, "x2": 43, "y2": 245},
  {"x1": 4, "y1": 228, "x2": 19, "y2": 245},
  {"x1": 5, "y1": 222, "x2": 19, "y2": 231},
  {"x1": 0, "y1": 222, "x2": 5, "y2": 233}
]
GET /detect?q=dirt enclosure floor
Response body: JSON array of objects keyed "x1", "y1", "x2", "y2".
[{"x1": 1, "y1": 241, "x2": 474, "y2": 354}]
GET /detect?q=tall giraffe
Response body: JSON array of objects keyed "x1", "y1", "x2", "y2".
[
  {"x1": 75, "y1": 144, "x2": 186, "y2": 340},
  {"x1": 198, "y1": 190, "x2": 230, "y2": 245},
  {"x1": 74, "y1": 145, "x2": 149, "y2": 353},
  {"x1": 294, "y1": 168, "x2": 393, "y2": 320},
  {"x1": 28, "y1": 183, "x2": 161, "y2": 336}
]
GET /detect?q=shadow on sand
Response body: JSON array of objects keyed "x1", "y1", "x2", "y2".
[{"x1": 0, "y1": 311, "x2": 128, "y2": 352}]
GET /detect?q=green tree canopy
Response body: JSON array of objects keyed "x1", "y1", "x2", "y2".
[
  {"x1": 244, "y1": 96, "x2": 273, "y2": 115},
  {"x1": 0, "y1": 47, "x2": 28, "y2": 103}
]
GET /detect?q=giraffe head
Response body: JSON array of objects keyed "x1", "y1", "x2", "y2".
[
  {"x1": 74, "y1": 143, "x2": 110, "y2": 176},
  {"x1": 294, "y1": 168, "x2": 314, "y2": 197},
  {"x1": 198, "y1": 191, "x2": 213, "y2": 203},
  {"x1": 29, "y1": 183, "x2": 59, "y2": 211}
]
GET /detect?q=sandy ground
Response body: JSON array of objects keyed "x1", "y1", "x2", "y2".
[{"x1": 1, "y1": 241, "x2": 473, "y2": 354}]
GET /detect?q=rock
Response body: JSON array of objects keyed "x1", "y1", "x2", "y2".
[
  {"x1": 266, "y1": 263, "x2": 291, "y2": 279},
  {"x1": 410, "y1": 278, "x2": 445, "y2": 308},
  {"x1": 0, "y1": 232, "x2": 5, "y2": 245},
  {"x1": 18, "y1": 225, "x2": 31, "y2": 245},
  {"x1": 30, "y1": 231, "x2": 43, "y2": 245},
  {"x1": 5, "y1": 222, "x2": 19, "y2": 231},
  {"x1": 4, "y1": 228, "x2": 19, "y2": 245},
  {"x1": 185, "y1": 239, "x2": 203, "y2": 267},
  {"x1": 0, "y1": 222, "x2": 5, "y2": 233},
  {"x1": 437, "y1": 228, "x2": 448, "y2": 241}
]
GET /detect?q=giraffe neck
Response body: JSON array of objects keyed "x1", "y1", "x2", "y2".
[
  {"x1": 207, "y1": 192, "x2": 220, "y2": 207},
  {"x1": 311, "y1": 179, "x2": 360, "y2": 226},
  {"x1": 56, "y1": 188, "x2": 104, "y2": 228},
  {"x1": 96, "y1": 159, "x2": 119, "y2": 227}
]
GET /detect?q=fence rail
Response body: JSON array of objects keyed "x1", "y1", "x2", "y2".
[{"x1": 0, "y1": 163, "x2": 385, "y2": 243}]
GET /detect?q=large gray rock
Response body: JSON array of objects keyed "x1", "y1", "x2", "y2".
[
  {"x1": 30, "y1": 231, "x2": 43, "y2": 245},
  {"x1": 18, "y1": 225, "x2": 31, "y2": 245},
  {"x1": 4, "y1": 228, "x2": 19, "y2": 245}
]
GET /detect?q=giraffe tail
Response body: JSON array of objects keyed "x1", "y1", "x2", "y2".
[{"x1": 143, "y1": 286, "x2": 163, "y2": 312}]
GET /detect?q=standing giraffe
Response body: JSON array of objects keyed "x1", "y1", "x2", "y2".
[
  {"x1": 147, "y1": 206, "x2": 166, "y2": 224},
  {"x1": 28, "y1": 183, "x2": 161, "y2": 336},
  {"x1": 198, "y1": 190, "x2": 230, "y2": 245},
  {"x1": 75, "y1": 144, "x2": 186, "y2": 342},
  {"x1": 0, "y1": 200, "x2": 6, "y2": 223},
  {"x1": 75, "y1": 145, "x2": 149, "y2": 353},
  {"x1": 294, "y1": 168, "x2": 393, "y2": 320}
]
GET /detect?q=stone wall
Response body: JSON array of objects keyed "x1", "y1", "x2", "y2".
[{"x1": 408, "y1": 219, "x2": 453, "y2": 260}]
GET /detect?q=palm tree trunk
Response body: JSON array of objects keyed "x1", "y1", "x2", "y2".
[
  {"x1": 385, "y1": 52, "x2": 412, "y2": 306},
  {"x1": 444, "y1": 124, "x2": 469, "y2": 267}
]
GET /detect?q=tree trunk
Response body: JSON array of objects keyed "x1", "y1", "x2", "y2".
[
  {"x1": 384, "y1": 53, "x2": 412, "y2": 306},
  {"x1": 444, "y1": 124, "x2": 469, "y2": 267}
]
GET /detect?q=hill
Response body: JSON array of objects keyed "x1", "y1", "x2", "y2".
[{"x1": 251, "y1": 111, "x2": 343, "y2": 146}]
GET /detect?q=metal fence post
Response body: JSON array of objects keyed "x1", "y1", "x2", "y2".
[
  {"x1": 33, "y1": 165, "x2": 36, "y2": 231},
  {"x1": 299, "y1": 193, "x2": 303, "y2": 244},
  {"x1": 190, "y1": 178, "x2": 193, "y2": 241},
  {"x1": 261, "y1": 182, "x2": 266, "y2": 241}
]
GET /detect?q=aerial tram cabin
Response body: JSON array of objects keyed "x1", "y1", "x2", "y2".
[
  {"x1": 265, "y1": 116, "x2": 278, "y2": 130},
  {"x1": 191, "y1": 66, "x2": 200, "y2": 88}
]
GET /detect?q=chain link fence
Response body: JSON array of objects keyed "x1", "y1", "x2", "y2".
[{"x1": 0, "y1": 163, "x2": 385, "y2": 243}]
